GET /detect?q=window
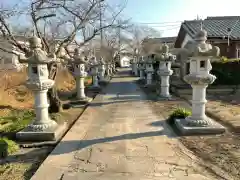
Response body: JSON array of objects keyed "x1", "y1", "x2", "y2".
[
  {"x1": 200, "y1": 61, "x2": 205, "y2": 68},
  {"x1": 32, "y1": 67, "x2": 38, "y2": 74}
]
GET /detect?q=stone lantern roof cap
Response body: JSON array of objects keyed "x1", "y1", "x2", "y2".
[
  {"x1": 139, "y1": 56, "x2": 145, "y2": 63},
  {"x1": 73, "y1": 48, "x2": 86, "y2": 64},
  {"x1": 182, "y1": 29, "x2": 220, "y2": 57},
  {"x1": 99, "y1": 57, "x2": 105, "y2": 64},
  {"x1": 29, "y1": 36, "x2": 42, "y2": 49},
  {"x1": 194, "y1": 29, "x2": 207, "y2": 41},
  {"x1": 162, "y1": 43, "x2": 169, "y2": 53}
]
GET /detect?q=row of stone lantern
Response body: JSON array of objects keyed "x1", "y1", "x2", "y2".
[
  {"x1": 133, "y1": 44, "x2": 176, "y2": 100},
  {"x1": 16, "y1": 36, "x2": 116, "y2": 142},
  {"x1": 133, "y1": 29, "x2": 225, "y2": 135}
]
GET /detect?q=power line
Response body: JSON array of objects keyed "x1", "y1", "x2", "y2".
[
  {"x1": 137, "y1": 21, "x2": 183, "y2": 25},
  {"x1": 146, "y1": 24, "x2": 181, "y2": 28},
  {"x1": 159, "y1": 26, "x2": 180, "y2": 32}
]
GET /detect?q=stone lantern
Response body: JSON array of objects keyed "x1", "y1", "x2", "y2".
[
  {"x1": 16, "y1": 37, "x2": 66, "y2": 141},
  {"x1": 72, "y1": 48, "x2": 91, "y2": 103},
  {"x1": 98, "y1": 57, "x2": 106, "y2": 82},
  {"x1": 132, "y1": 56, "x2": 138, "y2": 76},
  {"x1": 144, "y1": 55, "x2": 154, "y2": 86},
  {"x1": 110, "y1": 61, "x2": 114, "y2": 75},
  {"x1": 105, "y1": 60, "x2": 110, "y2": 77},
  {"x1": 138, "y1": 56, "x2": 145, "y2": 80},
  {"x1": 175, "y1": 29, "x2": 225, "y2": 134},
  {"x1": 89, "y1": 56, "x2": 100, "y2": 90},
  {"x1": 104, "y1": 61, "x2": 109, "y2": 77},
  {"x1": 112, "y1": 61, "x2": 115, "y2": 74},
  {"x1": 156, "y1": 44, "x2": 176, "y2": 99},
  {"x1": 113, "y1": 60, "x2": 117, "y2": 73}
]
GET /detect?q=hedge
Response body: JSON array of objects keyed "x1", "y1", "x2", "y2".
[{"x1": 211, "y1": 57, "x2": 240, "y2": 85}]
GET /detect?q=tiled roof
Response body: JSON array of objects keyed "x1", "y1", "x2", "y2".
[
  {"x1": 142, "y1": 36, "x2": 176, "y2": 44},
  {"x1": 182, "y1": 16, "x2": 240, "y2": 40},
  {"x1": 158, "y1": 36, "x2": 177, "y2": 43}
]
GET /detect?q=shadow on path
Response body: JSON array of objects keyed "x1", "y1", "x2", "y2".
[
  {"x1": 89, "y1": 100, "x2": 141, "y2": 107},
  {"x1": 50, "y1": 128, "x2": 176, "y2": 156}
]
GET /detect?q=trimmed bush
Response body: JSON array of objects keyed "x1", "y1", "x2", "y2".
[
  {"x1": 168, "y1": 107, "x2": 191, "y2": 125},
  {"x1": 0, "y1": 138, "x2": 19, "y2": 158},
  {"x1": 211, "y1": 57, "x2": 240, "y2": 85}
]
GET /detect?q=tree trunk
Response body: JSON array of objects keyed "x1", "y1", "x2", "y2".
[
  {"x1": 47, "y1": 62, "x2": 62, "y2": 113},
  {"x1": 47, "y1": 86, "x2": 62, "y2": 113}
]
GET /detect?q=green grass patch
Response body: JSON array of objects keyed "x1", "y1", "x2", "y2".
[
  {"x1": 0, "y1": 137, "x2": 19, "y2": 157},
  {"x1": 0, "y1": 110, "x2": 34, "y2": 133},
  {"x1": 168, "y1": 107, "x2": 191, "y2": 125}
]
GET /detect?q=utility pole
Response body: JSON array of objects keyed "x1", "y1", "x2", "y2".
[
  {"x1": 99, "y1": 0, "x2": 103, "y2": 49},
  {"x1": 118, "y1": 20, "x2": 121, "y2": 53}
]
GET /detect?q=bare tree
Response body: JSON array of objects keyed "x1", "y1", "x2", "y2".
[
  {"x1": 123, "y1": 24, "x2": 161, "y2": 56},
  {"x1": 0, "y1": 0, "x2": 128, "y2": 112}
]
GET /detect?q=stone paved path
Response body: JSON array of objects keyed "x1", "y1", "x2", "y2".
[{"x1": 31, "y1": 68, "x2": 217, "y2": 180}]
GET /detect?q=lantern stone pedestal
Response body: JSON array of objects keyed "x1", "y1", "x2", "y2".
[
  {"x1": 174, "y1": 30, "x2": 225, "y2": 135},
  {"x1": 157, "y1": 62, "x2": 173, "y2": 100},
  {"x1": 98, "y1": 58, "x2": 107, "y2": 83},
  {"x1": 138, "y1": 59, "x2": 145, "y2": 81},
  {"x1": 144, "y1": 57, "x2": 154, "y2": 87},
  {"x1": 88, "y1": 57, "x2": 101, "y2": 91},
  {"x1": 70, "y1": 49, "x2": 92, "y2": 106},
  {"x1": 113, "y1": 63, "x2": 117, "y2": 73},
  {"x1": 155, "y1": 44, "x2": 176, "y2": 100},
  {"x1": 16, "y1": 37, "x2": 67, "y2": 141},
  {"x1": 109, "y1": 63, "x2": 113, "y2": 76},
  {"x1": 132, "y1": 57, "x2": 138, "y2": 76},
  {"x1": 105, "y1": 63, "x2": 109, "y2": 76}
]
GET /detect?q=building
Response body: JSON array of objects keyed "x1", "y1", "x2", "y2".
[
  {"x1": 141, "y1": 36, "x2": 176, "y2": 54},
  {"x1": 174, "y1": 16, "x2": 240, "y2": 79},
  {"x1": 0, "y1": 35, "x2": 29, "y2": 70},
  {"x1": 175, "y1": 16, "x2": 240, "y2": 59},
  {"x1": 120, "y1": 56, "x2": 131, "y2": 67}
]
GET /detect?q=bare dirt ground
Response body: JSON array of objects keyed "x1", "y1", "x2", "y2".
[
  {"x1": 140, "y1": 82, "x2": 240, "y2": 180},
  {"x1": 0, "y1": 68, "x2": 94, "y2": 180}
]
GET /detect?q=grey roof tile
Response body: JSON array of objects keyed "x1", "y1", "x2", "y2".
[
  {"x1": 142, "y1": 36, "x2": 176, "y2": 43},
  {"x1": 183, "y1": 16, "x2": 240, "y2": 40}
]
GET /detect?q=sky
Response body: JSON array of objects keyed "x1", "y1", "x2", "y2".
[
  {"x1": 114, "y1": 0, "x2": 240, "y2": 37},
  {"x1": 3, "y1": 0, "x2": 240, "y2": 38}
]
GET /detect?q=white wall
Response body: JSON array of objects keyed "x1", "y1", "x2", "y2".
[{"x1": 120, "y1": 56, "x2": 130, "y2": 67}]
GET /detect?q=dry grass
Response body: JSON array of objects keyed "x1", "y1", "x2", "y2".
[
  {"x1": 0, "y1": 68, "x2": 32, "y2": 117},
  {"x1": 0, "y1": 67, "x2": 91, "y2": 117}
]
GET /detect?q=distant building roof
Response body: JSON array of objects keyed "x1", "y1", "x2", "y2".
[
  {"x1": 142, "y1": 36, "x2": 176, "y2": 44},
  {"x1": 182, "y1": 16, "x2": 240, "y2": 40}
]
